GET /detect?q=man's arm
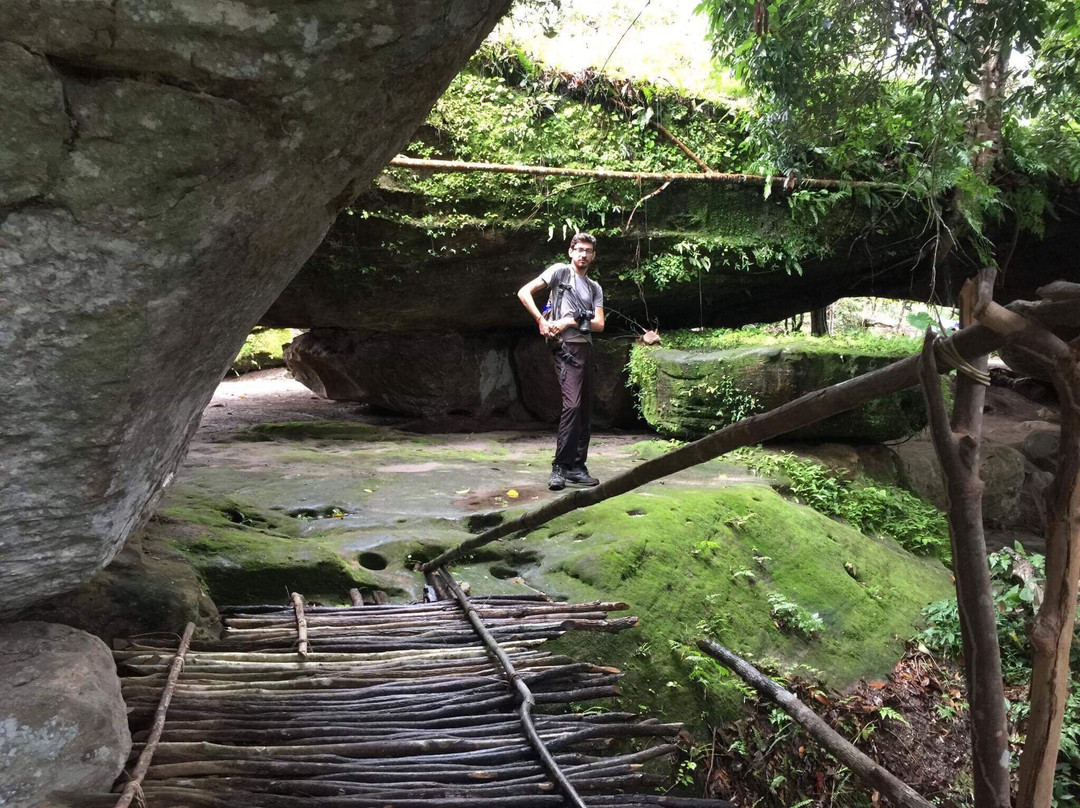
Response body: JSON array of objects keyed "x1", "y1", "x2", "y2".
[
  {"x1": 589, "y1": 306, "x2": 605, "y2": 333},
  {"x1": 517, "y1": 277, "x2": 553, "y2": 337}
]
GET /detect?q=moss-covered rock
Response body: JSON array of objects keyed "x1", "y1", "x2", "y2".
[
  {"x1": 494, "y1": 484, "x2": 952, "y2": 730},
  {"x1": 16, "y1": 524, "x2": 221, "y2": 645},
  {"x1": 157, "y1": 490, "x2": 390, "y2": 606},
  {"x1": 630, "y1": 333, "x2": 926, "y2": 441},
  {"x1": 144, "y1": 421, "x2": 953, "y2": 735},
  {"x1": 231, "y1": 327, "x2": 295, "y2": 375}
]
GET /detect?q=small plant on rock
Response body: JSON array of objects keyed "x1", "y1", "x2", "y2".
[{"x1": 767, "y1": 593, "x2": 825, "y2": 639}]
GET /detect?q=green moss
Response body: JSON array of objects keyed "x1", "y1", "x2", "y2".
[
  {"x1": 658, "y1": 327, "x2": 922, "y2": 355},
  {"x1": 628, "y1": 330, "x2": 928, "y2": 441},
  {"x1": 231, "y1": 327, "x2": 293, "y2": 374},
  {"x1": 374, "y1": 46, "x2": 874, "y2": 278},
  {"x1": 159, "y1": 492, "x2": 395, "y2": 606},
  {"x1": 235, "y1": 421, "x2": 403, "y2": 442},
  {"x1": 735, "y1": 447, "x2": 952, "y2": 563},
  {"x1": 518, "y1": 484, "x2": 952, "y2": 730}
]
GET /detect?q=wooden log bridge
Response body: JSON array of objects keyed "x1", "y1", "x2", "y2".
[{"x1": 67, "y1": 588, "x2": 737, "y2": 808}]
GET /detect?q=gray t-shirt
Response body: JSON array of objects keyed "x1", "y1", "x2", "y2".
[{"x1": 540, "y1": 263, "x2": 604, "y2": 343}]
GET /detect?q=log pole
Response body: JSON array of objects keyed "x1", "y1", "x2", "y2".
[
  {"x1": 389, "y1": 156, "x2": 901, "y2": 192},
  {"x1": 437, "y1": 569, "x2": 589, "y2": 808},
  {"x1": 113, "y1": 622, "x2": 195, "y2": 808},
  {"x1": 697, "y1": 639, "x2": 933, "y2": 808}
]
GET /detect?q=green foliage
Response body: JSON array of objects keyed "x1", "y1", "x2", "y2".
[
  {"x1": 735, "y1": 447, "x2": 952, "y2": 563},
  {"x1": 657, "y1": 325, "x2": 922, "y2": 355},
  {"x1": 694, "y1": 0, "x2": 1080, "y2": 262},
  {"x1": 625, "y1": 344, "x2": 660, "y2": 415},
  {"x1": 679, "y1": 375, "x2": 760, "y2": 428},
  {"x1": 767, "y1": 593, "x2": 825, "y2": 639},
  {"x1": 919, "y1": 546, "x2": 1080, "y2": 803},
  {"x1": 379, "y1": 44, "x2": 896, "y2": 284}
]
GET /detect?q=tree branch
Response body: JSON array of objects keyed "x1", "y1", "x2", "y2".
[{"x1": 697, "y1": 639, "x2": 934, "y2": 808}]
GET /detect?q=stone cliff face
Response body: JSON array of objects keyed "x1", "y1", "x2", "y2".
[{"x1": 0, "y1": 0, "x2": 511, "y2": 617}]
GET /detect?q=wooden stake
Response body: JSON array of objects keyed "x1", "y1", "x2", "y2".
[{"x1": 290, "y1": 592, "x2": 309, "y2": 657}]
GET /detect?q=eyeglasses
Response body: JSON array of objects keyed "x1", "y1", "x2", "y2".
[{"x1": 572, "y1": 247, "x2": 595, "y2": 254}]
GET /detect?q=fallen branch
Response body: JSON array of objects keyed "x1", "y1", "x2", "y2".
[
  {"x1": 113, "y1": 622, "x2": 195, "y2": 808},
  {"x1": 697, "y1": 639, "x2": 933, "y2": 808}
]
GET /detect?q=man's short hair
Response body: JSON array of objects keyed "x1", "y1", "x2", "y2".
[{"x1": 569, "y1": 233, "x2": 596, "y2": 250}]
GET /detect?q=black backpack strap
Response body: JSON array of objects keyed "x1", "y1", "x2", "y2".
[{"x1": 547, "y1": 264, "x2": 570, "y2": 320}]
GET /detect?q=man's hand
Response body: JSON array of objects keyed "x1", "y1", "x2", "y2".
[{"x1": 538, "y1": 318, "x2": 553, "y2": 338}]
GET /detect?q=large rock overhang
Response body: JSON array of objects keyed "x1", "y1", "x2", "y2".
[
  {"x1": 261, "y1": 181, "x2": 1080, "y2": 334},
  {"x1": 0, "y1": 0, "x2": 511, "y2": 617}
]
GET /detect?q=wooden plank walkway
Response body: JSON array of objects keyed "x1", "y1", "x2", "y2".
[{"x1": 85, "y1": 592, "x2": 734, "y2": 807}]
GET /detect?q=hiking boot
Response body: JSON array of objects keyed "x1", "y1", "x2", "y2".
[
  {"x1": 548, "y1": 466, "x2": 566, "y2": 491},
  {"x1": 565, "y1": 466, "x2": 599, "y2": 486}
]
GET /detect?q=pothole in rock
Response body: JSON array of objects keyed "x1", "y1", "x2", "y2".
[
  {"x1": 466, "y1": 512, "x2": 505, "y2": 533},
  {"x1": 286, "y1": 505, "x2": 351, "y2": 522},
  {"x1": 221, "y1": 507, "x2": 271, "y2": 529},
  {"x1": 490, "y1": 563, "x2": 520, "y2": 580},
  {"x1": 358, "y1": 552, "x2": 388, "y2": 571}
]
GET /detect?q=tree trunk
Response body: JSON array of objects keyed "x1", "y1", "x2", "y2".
[
  {"x1": 967, "y1": 281, "x2": 1080, "y2": 807},
  {"x1": 1013, "y1": 328, "x2": 1080, "y2": 808},
  {"x1": 810, "y1": 306, "x2": 830, "y2": 336},
  {"x1": 917, "y1": 271, "x2": 1010, "y2": 808}
]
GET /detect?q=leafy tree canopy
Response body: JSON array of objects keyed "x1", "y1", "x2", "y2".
[{"x1": 695, "y1": 0, "x2": 1080, "y2": 258}]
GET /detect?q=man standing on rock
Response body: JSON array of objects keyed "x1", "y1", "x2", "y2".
[{"x1": 517, "y1": 233, "x2": 605, "y2": 491}]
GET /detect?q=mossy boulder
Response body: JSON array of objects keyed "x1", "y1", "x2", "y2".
[
  {"x1": 632, "y1": 338, "x2": 926, "y2": 441},
  {"x1": 156, "y1": 490, "x2": 398, "y2": 607},
  {"x1": 15, "y1": 524, "x2": 221, "y2": 645},
  {"x1": 231, "y1": 328, "x2": 295, "y2": 375},
  {"x1": 492, "y1": 484, "x2": 953, "y2": 730}
]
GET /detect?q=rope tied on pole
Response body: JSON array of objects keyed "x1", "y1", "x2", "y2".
[{"x1": 933, "y1": 336, "x2": 991, "y2": 385}]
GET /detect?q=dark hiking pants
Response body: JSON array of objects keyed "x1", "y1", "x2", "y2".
[{"x1": 552, "y1": 340, "x2": 593, "y2": 470}]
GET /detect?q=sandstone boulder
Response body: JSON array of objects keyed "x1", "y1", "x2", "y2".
[
  {"x1": 0, "y1": 622, "x2": 130, "y2": 807},
  {"x1": 15, "y1": 526, "x2": 221, "y2": 647},
  {"x1": 261, "y1": 176, "x2": 1080, "y2": 335},
  {"x1": 637, "y1": 343, "x2": 927, "y2": 441},
  {"x1": 512, "y1": 337, "x2": 638, "y2": 427},
  {"x1": 1020, "y1": 428, "x2": 1061, "y2": 473},
  {"x1": 286, "y1": 329, "x2": 519, "y2": 418},
  {"x1": 895, "y1": 439, "x2": 1050, "y2": 533},
  {"x1": 0, "y1": 0, "x2": 511, "y2": 616}
]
